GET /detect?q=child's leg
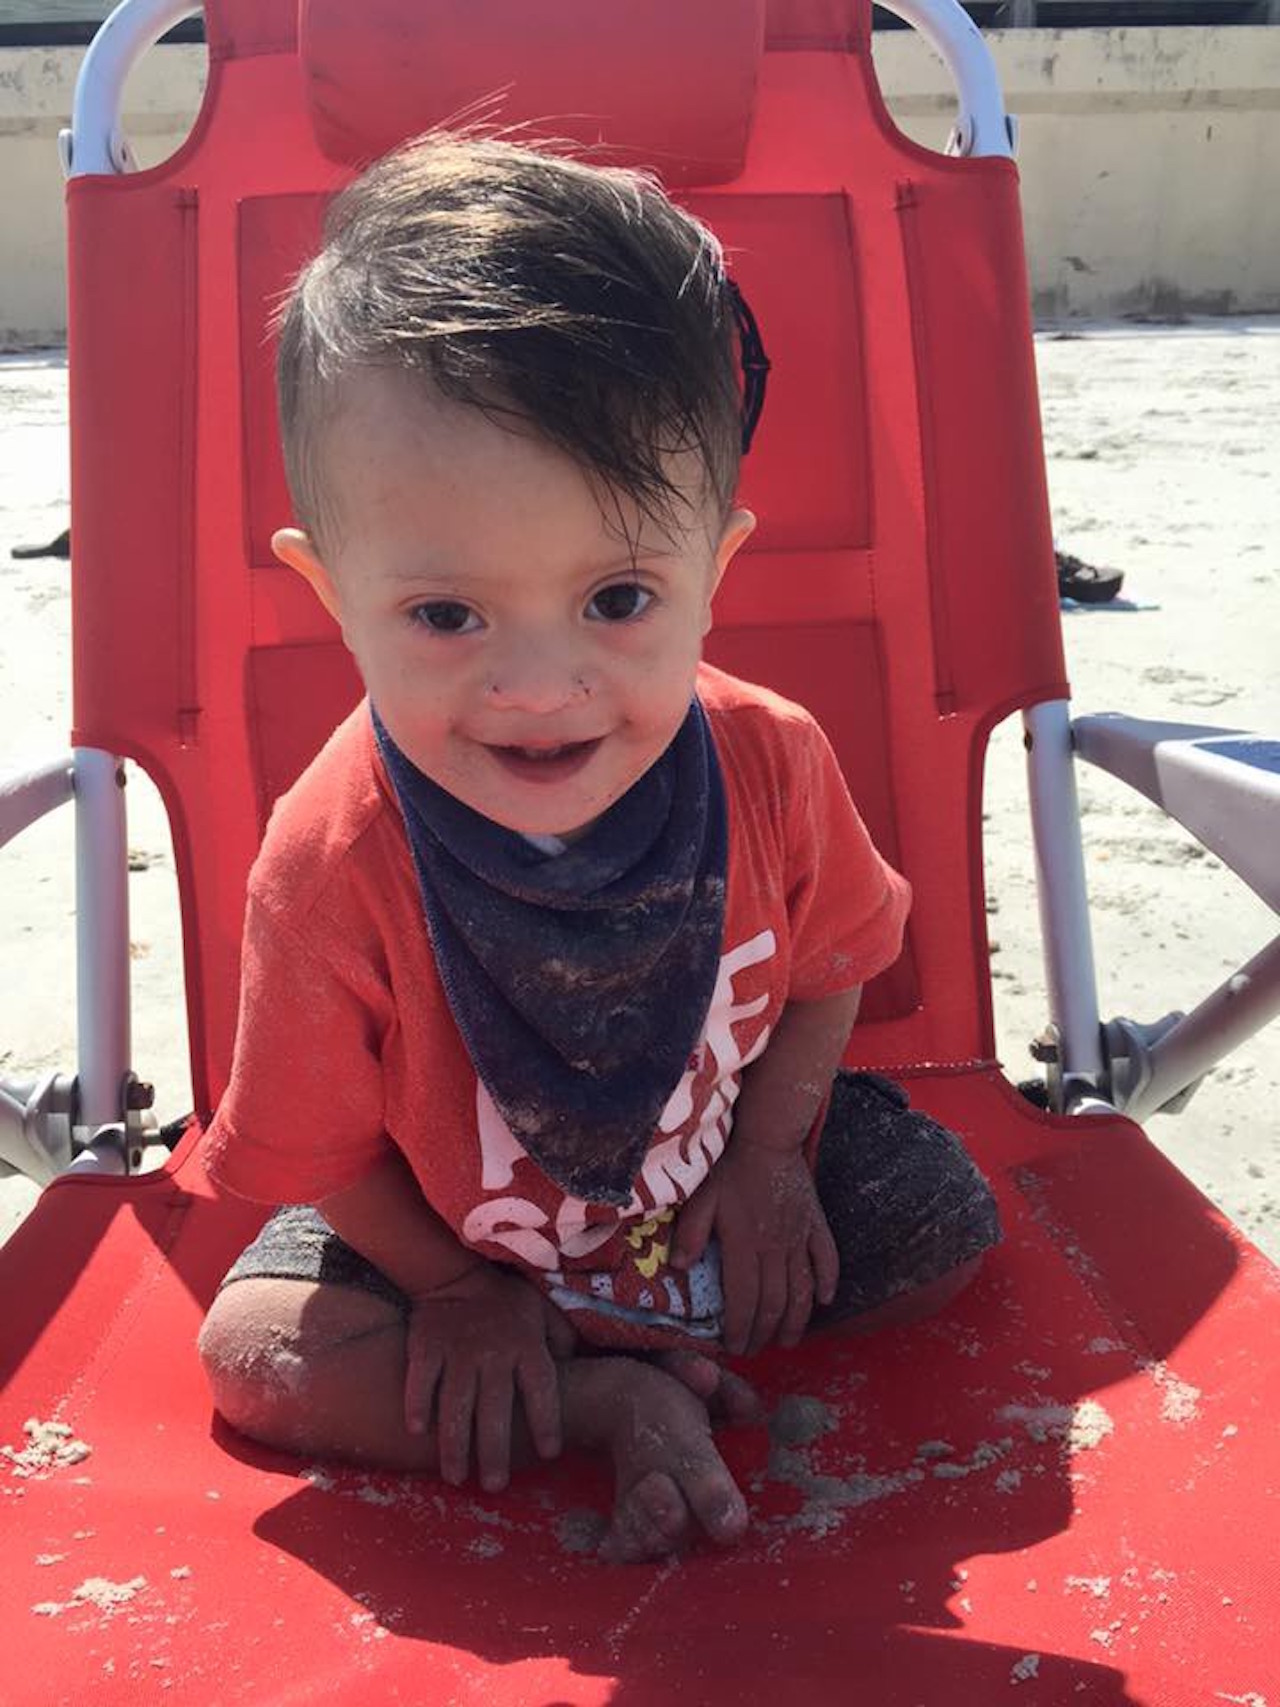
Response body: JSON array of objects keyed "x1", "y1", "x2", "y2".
[
  {"x1": 198, "y1": 1226, "x2": 748, "y2": 1563},
  {"x1": 199, "y1": 1275, "x2": 433, "y2": 1469},
  {"x1": 807, "y1": 1072, "x2": 1001, "y2": 1338},
  {"x1": 808, "y1": 1258, "x2": 985, "y2": 1339}
]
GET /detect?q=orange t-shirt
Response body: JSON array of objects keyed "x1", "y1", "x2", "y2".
[{"x1": 203, "y1": 664, "x2": 910, "y2": 1348}]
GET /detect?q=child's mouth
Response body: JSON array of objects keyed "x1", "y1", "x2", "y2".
[{"x1": 485, "y1": 737, "x2": 603, "y2": 785}]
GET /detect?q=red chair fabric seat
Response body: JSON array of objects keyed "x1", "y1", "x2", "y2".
[{"x1": 5, "y1": 1076, "x2": 1275, "y2": 1702}]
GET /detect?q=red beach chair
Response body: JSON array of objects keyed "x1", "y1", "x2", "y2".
[{"x1": 3, "y1": 1, "x2": 1278, "y2": 1701}]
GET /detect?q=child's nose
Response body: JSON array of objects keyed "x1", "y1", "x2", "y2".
[{"x1": 484, "y1": 639, "x2": 592, "y2": 714}]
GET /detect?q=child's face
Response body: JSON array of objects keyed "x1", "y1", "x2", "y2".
[{"x1": 275, "y1": 369, "x2": 754, "y2": 839}]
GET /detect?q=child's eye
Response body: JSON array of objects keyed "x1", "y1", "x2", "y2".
[
  {"x1": 586, "y1": 582, "x2": 653, "y2": 624},
  {"x1": 411, "y1": 601, "x2": 482, "y2": 635}
]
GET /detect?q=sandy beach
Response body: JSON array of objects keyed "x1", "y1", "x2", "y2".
[{"x1": 1, "y1": 321, "x2": 1278, "y2": 1258}]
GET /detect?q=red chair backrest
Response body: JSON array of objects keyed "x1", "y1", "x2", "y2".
[{"x1": 66, "y1": 0, "x2": 1065, "y2": 1118}]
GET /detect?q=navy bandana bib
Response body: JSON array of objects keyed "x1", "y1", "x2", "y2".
[{"x1": 372, "y1": 703, "x2": 728, "y2": 1205}]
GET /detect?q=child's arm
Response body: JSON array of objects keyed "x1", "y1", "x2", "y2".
[
  {"x1": 318, "y1": 1148, "x2": 576, "y2": 1488},
  {"x1": 319, "y1": 1146, "x2": 488, "y2": 1297},
  {"x1": 670, "y1": 985, "x2": 861, "y2": 1356},
  {"x1": 720, "y1": 985, "x2": 861, "y2": 1160}
]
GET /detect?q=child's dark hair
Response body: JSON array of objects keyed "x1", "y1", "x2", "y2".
[{"x1": 276, "y1": 133, "x2": 745, "y2": 551}]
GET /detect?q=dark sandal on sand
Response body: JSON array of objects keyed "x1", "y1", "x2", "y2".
[
  {"x1": 1055, "y1": 548, "x2": 1123, "y2": 603},
  {"x1": 10, "y1": 527, "x2": 71, "y2": 561}
]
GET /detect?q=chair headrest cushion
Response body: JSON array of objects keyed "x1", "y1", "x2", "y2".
[
  {"x1": 300, "y1": 0, "x2": 765, "y2": 185},
  {"x1": 765, "y1": 0, "x2": 867, "y2": 51}
]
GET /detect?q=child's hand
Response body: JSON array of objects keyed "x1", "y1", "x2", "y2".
[
  {"x1": 404, "y1": 1265, "x2": 576, "y2": 1491},
  {"x1": 671, "y1": 1142, "x2": 838, "y2": 1357}
]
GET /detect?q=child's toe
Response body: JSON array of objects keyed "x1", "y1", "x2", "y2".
[
  {"x1": 599, "y1": 1470, "x2": 691, "y2": 1563},
  {"x1": 714, "y1": 1369, "x2": 765, "y2": 1426},
  {"x1": 677, "y1": 1455, "x2": 749, "y2": 1548},
  {"x1": 653, "y1": 1348, "x2": 720, "y2": 1401}
]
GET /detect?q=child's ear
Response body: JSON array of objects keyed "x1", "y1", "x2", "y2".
[
  {"x1": 272, "y1": 527, "x2": 341, "y2": 622},
  {"x1": 703, "y1": 507, "x2": 756, "y2": 631}
]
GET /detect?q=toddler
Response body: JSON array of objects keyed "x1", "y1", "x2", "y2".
[{"x1": 198, "y1": 134, "x2": 999, "y2": 1564}]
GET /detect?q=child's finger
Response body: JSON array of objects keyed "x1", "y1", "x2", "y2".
[
  {"x1": 747, "y1": 1249, "x2": 789, "y2": 1355},
  {"x1": 670, "y1": 1181, "x2": 718, "y2": 1271},
  {"x1": 721, "y1": 1241, "x2": 759, "y2": 1358},
  {"x1": 653, "y1": 1349, "x2": 766, "y2": 1426},
  {"x1": 778, "y1": 1246, "x2": 816, "y2": 1348},
  {"x1": 542, "y1": 1299, "x2": 579, "y2": 1360},
  {"x1": 712, "y1": 1366, "x2": 767, "y2": 1426},
  {"x1": 474, "y1": 1364, "x2": 516, "y2": 1492},
  {"x1": 404, "y1": 1324, "x2": 443, "y2": 1437},
  {"x1": 517, "y1": 1345, "x2": 563, "y2": 1461},
  {"x1": 810, "y1": 1213, "x2": 840, "y2": 1308},
  {"x1": 437, "y1": 1362, "x2": 478, "y2": 1486}
]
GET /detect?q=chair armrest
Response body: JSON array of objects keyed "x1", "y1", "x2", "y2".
[
  {"x1": 1, "y1": 748, "x2": 132, "y2": 1151},
  {"x1": 1072, "y1": 714, "x2": 1280, "y2": 915},
  {"x1": 0, "y1": 757, "x2": 75, "y2": 853}
]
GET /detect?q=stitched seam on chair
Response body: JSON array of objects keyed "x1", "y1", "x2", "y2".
[
  {"x1": 175, "y1": 188, "x2": 201, "y2": 747},
  {"x1": 894, "y1": 178, "x2": 957, "y2": 718}
]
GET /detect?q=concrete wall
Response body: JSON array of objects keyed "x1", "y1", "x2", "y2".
[
  {"x1": 1, "y1": 26, "x2": 1278, "y2": 345},
  {"x1": 875, "y1": 27, "x2": 1280, "y2": 320}
]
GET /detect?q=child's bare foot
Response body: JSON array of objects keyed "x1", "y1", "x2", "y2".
[{"x1": 565, "y1": 1358, "x2": 750, "y2": 1564}]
